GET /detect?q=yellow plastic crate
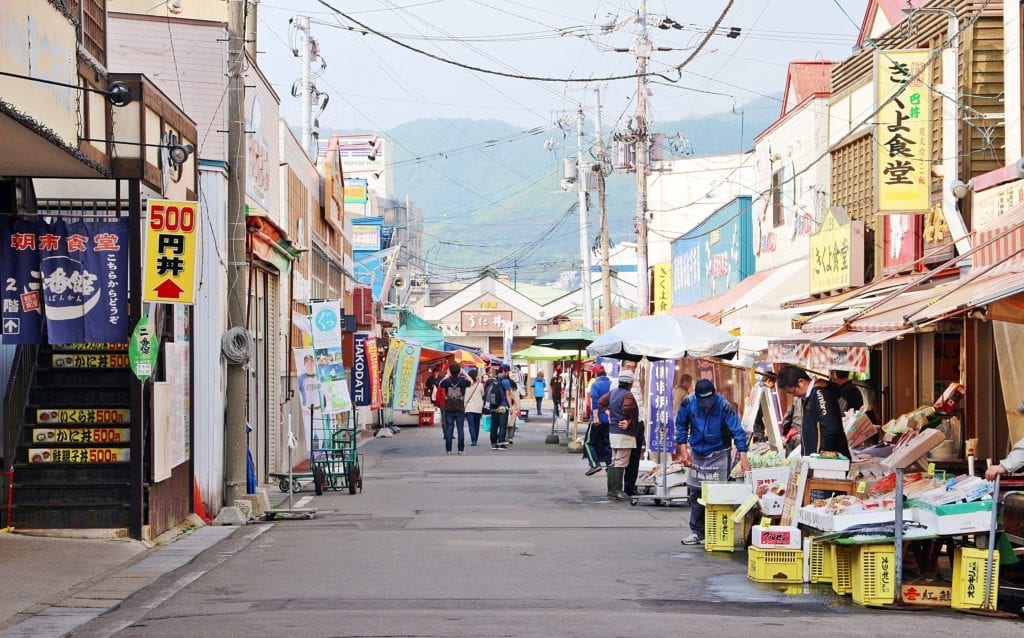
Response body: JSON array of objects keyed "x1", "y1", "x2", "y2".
[
  {"x1": 748, "y1": 547, "x2": 804, "y2": 584},
  {"x1": 808, "y1": 540, "x2": 833, "y2": 584},
  {"x1": 951, "y1": 547, "x2": 999, "y2": 610},
  {"x1": 831, "y1": 546, "x2": 854, "y2": 595},
  {"x1": 851, "y1": 544, "x2": 896, "y2": 606},
  {"x1": 704, "y1": 504, "x2": 736, "y2": 552}
]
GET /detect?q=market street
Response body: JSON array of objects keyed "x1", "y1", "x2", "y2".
[{"x1": 67, "y1": 421, "x2": 1022, "y2": 638}]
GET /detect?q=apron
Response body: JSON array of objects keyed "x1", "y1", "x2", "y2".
[
  {"x1": 686, "y1": 448, "x2": 730, "y2": 487},
  {"x1": 608, "y1": 433, "x2": 636, "y2": 449}
]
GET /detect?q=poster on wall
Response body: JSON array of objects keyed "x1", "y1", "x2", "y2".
[
  {"x1": 1, "y1": 217, "x2": 129, "y2": 344},
  {"x1": 290, "y1": 347, "x2": 316, "y2": 470},
  {"x1": 165, "y1": 342, "x2": 190, "y2": 465},
  {"x1": 152, "y1": 381, "x2": 172, "y2": 482},
  {"x1": 648, "y1": 360, "x2": 675, "y2": 452}
]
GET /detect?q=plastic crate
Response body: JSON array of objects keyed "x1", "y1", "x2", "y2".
[
  {"x1": 951, "y1": 547, "x2": 999, "y2": 610},
  {"x1": 808, "y1": 540, "x2": 833, "y2": 584},
  {"x1": 748, "y1": 547, "x2": 804, "y2": 584},
  {"x1": 831, "y1": 546, "x2": 854, "y2": 595},
  {"x1": 704, "y1": 504, "x2": 736, "y2": 552},
  {"x1": 851, "y1": 544, "x2": 896, "y2": 606}
]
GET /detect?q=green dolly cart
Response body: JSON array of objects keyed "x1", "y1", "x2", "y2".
[{"x1": 310, "y1": 409, "x2": 363, "y2": 495}]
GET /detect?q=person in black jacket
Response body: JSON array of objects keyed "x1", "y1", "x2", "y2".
[{"x1": 776, "y1": 365, "x2": 851, "y2": 459}]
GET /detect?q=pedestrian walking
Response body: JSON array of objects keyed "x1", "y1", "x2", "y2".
[
  {"x1": 776, "y1": 365, "x2": 851, "y2": 459},
  {"x1": 675, "y1": 379, "x2": 750, "y2": 544},
  {"x1": 584, "y1": 364, "x2": 612, "y2": 475},
  {"x1": 485, "y1": 364, "x2": 514, "y2": 450},
  {"x1": 621, "y1": 361, "x2": 646, "y2": 496},
  {"x1": 531, "y1": 371, "x2": 547, "y2": 417},
  {"x1": 550, "y1": 368, "x2": 564, "y2": 417},
  {"x1": 439, "y1": 364, "x2": 471, "y2": 455},
  {"x1": 464, "y1": 368, "x2": 485, "y2": 446},
  {"x1": 597, "y1": 369, "x2": 640, "y2": 500}
]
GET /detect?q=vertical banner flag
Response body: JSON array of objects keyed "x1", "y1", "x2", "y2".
[
  {"x1": 1, "y1": 217, "x2": 129, "y2": 344},
  {"x1": 595, "y1": 357, "x2": 621, "y2": 379},
  {"x1": 380, "y1": 337, "x2": 403, "y2": 405},
  {"x1": 875, "y1": 50, "x2": 931, "y2": 212},
  {"x1": 502, "y1": 318, "x2": 513, "y2": 365},
  {"x1": 310, "y1": 300, "x2": 342, "y2": 350},
  {"x1": 351, "y1": 333, "x2": 370, "y2": 407},
  {"x1": 648, "y1": 360, "x2": 676, "y2": 452},
  {"x1": 365, "y1": 336, "x2": 383, "y2": 410},
  {"x1": 652, "y1": 263, "x2": 672, "y2": 315},
  {"x1": 391, "y1": 341, "x2": 421, "y2": 411}
]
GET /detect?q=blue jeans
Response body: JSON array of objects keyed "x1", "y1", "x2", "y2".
[
  {"x1": 465, "y1": 412, "x2": 481, "y2": 445},
  {"x1": 489, "y1": 409, "x2": 508, "y2": 447},
  {"x1": 535, "y1": 397, "x2": 543, "y2": 414},
  {"x1": 443, "y1": 411, "x2": 465, "y2": 452}
]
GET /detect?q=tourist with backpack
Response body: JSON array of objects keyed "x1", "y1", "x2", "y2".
[
  {"x1": 439, "y1": 363, "x2": 471, "y2": 455},
  {"x1": 485, "y1": 364, "x2": 513, "y2": 450}
]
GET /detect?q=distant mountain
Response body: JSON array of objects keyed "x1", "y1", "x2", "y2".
[{"x1": 339, "y1": 93, "x2": 782, "y2": 284}]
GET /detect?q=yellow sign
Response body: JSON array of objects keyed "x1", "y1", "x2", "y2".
[
  {"x1": 875, "y1": 50, "x2": 932, "y2": 212},
  {"x1": 809, "y1": 207, "x2": 865, "y2": 294},
  {"x1": 143, "y1": 199, "x2": 199, "y2": 304},
  {"x1": 28, "y1": 447, "x2": 130, "y2": 464},
  {"x1": 52, "y1": 353, "x2": 130, "y2": 369},
  {"x1": 36, "y1": 408, "x2": 130, "y2": 425},
  {"x1": 652, "y1": 263, "x2": 672, "y2": 315},
  {"x1": 33, "y1": 428, "x2": 130, "y2": 444}
]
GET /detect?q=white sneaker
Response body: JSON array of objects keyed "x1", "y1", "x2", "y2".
[{"x1": 681, "y1": 533, "x2": 703, "y2": 545}]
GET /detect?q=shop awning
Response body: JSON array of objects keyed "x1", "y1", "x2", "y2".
[
  {"x1": 396, "y1": 310, "x2": 444, "y2": 350},
  {"x1": 670, "y1": 268, "x2": 775, "y2": 322}
]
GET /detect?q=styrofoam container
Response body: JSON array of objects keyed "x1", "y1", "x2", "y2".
[
  {"x1": 759, "y1": 493, "x2": 785, "y2": 516},
  {"x1": 796, "y1": 506, "x2": 895, "y2": 531},
  {"x1": 752, "y1": 525, "x2": 802, "y2": 549},
  {"x1": 806, "y1": 456, "x2": 851, "y2": 473},
  {"x1": 811, "y1": 469, "x2": 849, "y2": 480},
  {"x1": 744, "y1": 466, "x2": 792, "y2": 492},
  {"x1": 910, "y1": 499, "x2": 992, "y2": 535},
  {"x1": 703, "y1": 482, "x2": 753, "y2": 505}
]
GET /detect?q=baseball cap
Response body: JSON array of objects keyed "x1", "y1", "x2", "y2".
[
  {"x1": 499, "y1": 363, "x2": 511, "y2": 372},
  {"x1": 618, "y1": 369, "x2": 634, "y2": 384},
  {"x1": 695, "y1": 379, "x2": 716, "y2": 409},
  {"x1": 591, "y1": 364, "x2": 604, "y2": 375}
]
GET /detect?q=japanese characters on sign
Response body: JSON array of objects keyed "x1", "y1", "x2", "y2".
[
  {"x1": 461, "y1": 310, "x2": 513, "y2": 333},
  {"x1": 36, "y1": 408, "x2": 129, "y2": 424},
  {"x1": 808, "y1": 207, "x2": 865, "y2": 294},
  {"x1": 129, "y1": 316, "x2": 160, "y2": 381},
  {"x1": 143, "y1": 199, "x2": 199, "y2": 304},
  {"x1": 29, "y1": 447, "x2": 129, "y2": 464},
  {"x1": 365, "y1": 335, "x2": 383, "y2": 410},
  {"x1": 392, "y1": 342, "x2": 422, "y2": 412},
  {"x1": 352, "y1": 333, "x2": 370, "y2": 407},
  {"x1": 52, "y1": 353, "x2": 130, "y2": 369},
  {"x1": 652, "y1": 263, "x2": 672, "y2": 315},
  {"x1": 1, "y1": 218, "x2": 129, "y2": 344},
  {"x1": 33, "y1": 428, "x2": 130, "y2": 444},
  {"x1": 647, "y1": 360, "x2": 676, "y2": 452},
  {"x1": 875, "y1": 50, "x2": 932, "y2": 212}
]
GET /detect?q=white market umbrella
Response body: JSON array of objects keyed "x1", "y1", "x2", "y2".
[{"x1": 586, "y1": 314, "x2": 739, "y2": 361}]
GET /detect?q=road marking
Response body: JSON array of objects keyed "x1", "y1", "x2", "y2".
[{"x1": 295, "y1": 496, "x2": 313, "y2": 507}]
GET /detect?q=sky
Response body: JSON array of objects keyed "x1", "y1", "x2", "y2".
[{"x1": 253, "y1": 0, "x2": 871, "y2": 135}]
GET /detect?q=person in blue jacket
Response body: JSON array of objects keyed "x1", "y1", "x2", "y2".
[
  {"x1": 584, "y1": 365, "x2": 613, "y2": 476},
  {"x1": 674, "y1": 379, "x2": 750, "y2": 545}
]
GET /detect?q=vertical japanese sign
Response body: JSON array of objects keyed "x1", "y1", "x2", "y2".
[
  {"x1": 351, "y1": 333, "x2": 370, "y2": 407},
  {"x1": 808, "y1": 207, "x2": 865, "y2": 294},
  {"x1": 652, "y1": 263, "x2": 672, "y2": 315},
  {"x1": 310, "y1": 301, "x2": 342, "y2": 349},
  {"x1": 1, "y1": 218, "x2": 129, "y2": 344},
  {"x1": 876, "y1": 50, "x2": 931, "y2": 212},
  {"x1": 380, "y1": 337, "x2": 404, "y2": 406},
  {"x1": 647, "y1": 360, "x2": 675, "y2": 452},
  {"x1": 391, "y1": 341, "x2": 421, "y2": 411},
  {"x1": 143, "y1": 199, "x2": 198, "y2": 304},
  {"x1": 365, "y1": 335, "x2": 383, "y2": 410}
]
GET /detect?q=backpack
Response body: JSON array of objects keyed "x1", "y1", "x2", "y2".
[
  {"x1": 483, "y1": 378, "x2": 505, "y2": 412},
  {"x1": 444, "y1": 380, "x2": 465, "y2": 413},
  {"x1": 433, "y1": 383, "x2": 446, "y2": 408}
]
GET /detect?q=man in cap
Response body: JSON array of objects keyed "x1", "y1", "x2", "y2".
[
  {"x1": 674, "y1": 378, "x2": 750, "y2": 544},
  {"x1": 597, "y1": 369, "x2": 640, "y2": 500},
  {"x1": 584, "y1": 364, "x2": 613, "y2": 475},
  {"x1": 487, "y1": 364, "x2": 515, "y2": 450}
]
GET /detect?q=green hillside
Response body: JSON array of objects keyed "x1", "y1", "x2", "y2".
[{"x1": 370, "y1": 94, "x2": 782, "y2": 284}]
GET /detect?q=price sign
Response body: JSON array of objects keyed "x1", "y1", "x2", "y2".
[{"x1": 143, "y1": 199, "x2": 198, "y2": 304}]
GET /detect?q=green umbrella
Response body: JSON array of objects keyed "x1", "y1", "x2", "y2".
[
  {"x1": 531, "y1": 327, "x2": 598, "y2": 350},
  {"x1": 512, "y1": 345, "x2": 582, "y2": 361}
]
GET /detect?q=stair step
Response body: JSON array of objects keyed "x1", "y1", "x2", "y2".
[
  {"x1": 34, "y1": 368, "x2": 133, "y2": 387},
  {"x1": 11, "y1": 505, "x2": 131, "y2": 529},
  {"x1": 12, "y1": 464, "x2": 132, "y2": 482},
  {"x1": 30, "y1": 387, "x2": 130, "y2": 405},
  {"x1": 14, "y1": 486, "x2": 130, "y2": 507}
]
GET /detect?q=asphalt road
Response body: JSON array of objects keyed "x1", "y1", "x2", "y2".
[{"x1": 70, "y1": 419, "x2": 1023, "y2": 638}]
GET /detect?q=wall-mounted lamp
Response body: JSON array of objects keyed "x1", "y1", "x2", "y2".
[
  {"x1": 950, "y1": 178, "x2": 973, "y2": 200},
  {"x1": 81, "y1": 138, "x2": 194, "y2": 167},
  {"x1": 0, "y1": 71, "x2": 133, "y2": 107}
]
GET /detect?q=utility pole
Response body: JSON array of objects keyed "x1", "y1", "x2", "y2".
[
  {"x1": 295, "y1": 15, "x2": 314, "y2": 160},
  {"x1": 576, "y1": 107, "x2": 595, "y2": 330},
  {"x1": 634, "y1": 2, "x2": 651, "y2": 316},
  {"x1": 593, "y1": 87, "x2": 613, "y2": 332},
  {"x1": 224, "y1": 0, "x2": 249, "y2": 506}
]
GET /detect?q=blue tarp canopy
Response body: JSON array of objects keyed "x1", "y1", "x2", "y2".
[{"x1": 396, "y1": 310, "x2": 444, "y2": 351}]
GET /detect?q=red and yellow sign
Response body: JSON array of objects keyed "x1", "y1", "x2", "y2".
[
  {"x1": 36, "y1": 408, "x2": 130, "y2": 424},
  {"x1": 875, "y1": 50, "x2": 932, "y2": 212},
  {"x1": 29, "y1": 447, "x2": 130, "y2": 464},
  {"x1": 52, "y1": 353, "x2": 129, "y2": 368},
  {"x1": 33, "y1": 428, "x2": 130, "y2": 444},
  {"x1": 143, "y1": 199, "x2": 198, "y2": 304}
]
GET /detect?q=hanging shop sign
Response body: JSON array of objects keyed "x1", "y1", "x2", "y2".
[
  {"x1": 652, "y1": 263, "x2": 672, "y2": 315},
  {"x1": 647, "y1": 360, "x2": 675, "y2": 452},
  {"x1": 671, "y1": 197, "x2": 753, "y2": 306},
  {"x1": 344, "y1": 178, "x2": 369, "y2": 204},
  {"x1": 972, "y1": 177, "x2": 1024, "y2": 230},
  {"x1": 882, "y1": 214, "x2": 921, "y2": 274},
  {"x1": 767, "y1": 340, "x2": 870, "y2": 374},
  {"x1": 809, "y1": 207, "x2": 864, "y2": 294},
  {"x1": 352, "y1": 224, "x2": 382, "y2": 251},
  {"x1": 351, "y1": 333, "x2": 371, "y2": 407},
  {"x1": 32, "y1": 427, "x2": 130, "y2": 444},
  {"x1": 1, "y1": 218, "x2": 130, "y2": 345},
  {"x1": 28, "y1": 447, "x2": 129, "y2": 464},
  {"x1": 129, "y1": 315, "x2": 160, "y2": 381},
  {"x1": 52, "y1": 352, "x2": 130, "y2": 369},
  {"x1": 143, "y1": 199, "x2": 198, "y2": 304},
  {"x1": 391, "y1": 341, "x2": 422, "y2": 411},
  {"x1": 875, "y1": 49, "x2": 932, "y2": 213}
]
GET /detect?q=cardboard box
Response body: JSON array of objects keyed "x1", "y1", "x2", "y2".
[
  {"x1": 752, "y1": 525, "x2": 802, "y2": 549},
  {"x1": 703, "y1": 482, "x2": 753, "y2": 505},
  {"x1": 796, "y1": 506, "x2": 895, "y2": 531},
  {"x1": 910, "y1": 499, "x2": 993, "y2": 535},
  {"x1": 759, "y1": 493, "x2": 785, "y2": 516},
  {"x1": 744, "y1": 466, "x2": 792, "y2": 493}
]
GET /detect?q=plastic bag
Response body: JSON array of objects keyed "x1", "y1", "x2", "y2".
[{"x1": 481, "y1": 414, "x2": 492, "y2": 433}]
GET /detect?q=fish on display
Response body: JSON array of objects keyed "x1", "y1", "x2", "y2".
[{"x1": 813, "y1": 521, "x2": 930, "y2": 543}]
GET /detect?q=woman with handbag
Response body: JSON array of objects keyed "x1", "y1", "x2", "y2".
[{"x1": 464, "y1": 368, "x2": 485, "y2": 447}]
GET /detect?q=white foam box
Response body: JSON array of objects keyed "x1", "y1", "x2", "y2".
[
  {"x1": 759, "y1": 493, "x2": 785, "y2": 516},
  {"x1": 811, "y1": 469, "x2": 849, "y2": 480},
  {"x1": 910, "y1": 499, "x2": 992, "y2": 535},
  {"x1": 806, "y1": 456, "x2": 851, "y2": 474},
  {"x1": 796, "y1": 505, "x2": 895, "y2": 531},
  {"x1": 752, "y1": 525, "x2": 802, "y2": 549},
  {"x1": 702, "y1": 482, "x2": 753, "y2": 505},
  {"x1": 744, "y1": 466, "x2": 792, "y2": 492}
]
